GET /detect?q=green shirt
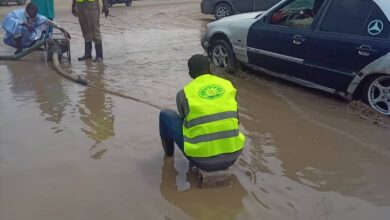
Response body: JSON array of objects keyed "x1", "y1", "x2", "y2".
[{"x1": 31, "y1": 0, "x2": 55, "y2": 19}]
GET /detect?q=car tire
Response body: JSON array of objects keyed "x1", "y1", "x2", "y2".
[
  {"x1": 362, "y1": 75, "x2": 390, "y2": 115},
  {"x1": 107, "y1": 2, "x2": 112, "y2": 8},
  {"x1": 214, "y1": 3, "x2": 233, "y2": 20},
  {"x1": 125, "y1": 0, "x2": 132, "y2": 6},
  {"x1": 17, "y1": 0, "x2": 26, "y2": 5},
  {"x1": 211, "y1": 39, "x2": 237, "y2": 72}
]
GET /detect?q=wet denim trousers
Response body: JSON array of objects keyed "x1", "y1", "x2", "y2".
[
  {"x1": 159, "y1": 109, "x2": 185, "y2": 152},
  {"x1": 159, "y1": 109, "x2": 239, "y2": 171}
]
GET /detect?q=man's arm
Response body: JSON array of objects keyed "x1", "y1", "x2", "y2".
[
  {"x1": 102, "y1": 0, "x2": 108, "y2": 8},
  {"x1": 101, "y1": 0, "x2": 109, "y2": 18},
  {"x1": 71, "y1": 0, "x2": 78, "y2": 17},
  {"x1": 176, "y1": 90, "x2": 189, "y2": 119},
  {"x1": 44, "y1": 19, "x2": 71, "y2": 39}
]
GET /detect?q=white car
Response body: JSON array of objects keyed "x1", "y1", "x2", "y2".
[{"x1": 202, "y1": 0, "x2": 390, "y2": 115}]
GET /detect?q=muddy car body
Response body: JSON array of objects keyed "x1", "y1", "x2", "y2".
[
  {"x1": 107, "y1": 0, "x2": 132, "y2": 7},
  {"x1": 202, "y1": 0, "x2": 390, "y2": 115},
  {"x1": 201, "y1": 0, "x2": 281, "y2": 20}
]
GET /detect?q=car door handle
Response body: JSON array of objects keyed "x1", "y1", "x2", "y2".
[
  {"x1": 356, "y1": 45, "x2": 377, "y2": 56},
  {"x1": 292, "y1": 35, "x2": 305, "y2": 45}
]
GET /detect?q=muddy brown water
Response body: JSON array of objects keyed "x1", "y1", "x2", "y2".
[{"x1": 0, "y1": 1, "x2": 390, "y2": 219}]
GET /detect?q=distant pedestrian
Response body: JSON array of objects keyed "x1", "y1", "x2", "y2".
[{"x1": 72, "y1": 0, "x2": 109, "y2": 62}]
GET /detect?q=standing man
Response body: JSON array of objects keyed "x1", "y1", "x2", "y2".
[
  {"x1": 72, "y1": 0, "x2": 109, "y2": 62},
  {"x1": 31, "y1": 0, "x2": 55, "y2": 20},
  {"x1": 159, "y1": 55, "x2": 245, "y2": 171}
]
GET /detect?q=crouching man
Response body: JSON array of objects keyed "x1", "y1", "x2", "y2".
[
  {"x1": 2, "y1": 2, "x2": 70, "y2": 55},
  {"x1": 159, "y1": 54, "x2": 245, "y2": 171}
]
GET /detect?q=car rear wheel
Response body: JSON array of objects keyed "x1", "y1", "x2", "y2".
[
  {"x1": 363, "y1": 75, "x2": 390, "y2": 115},
  {"x1": 211, "y1": 39, "x2": 237, "y2": 72},
  {"x1": 214, "y1": 3, "x2": 232, "y2": 20},
  {"x1": 125, "y1": 0, "x2": 132, "y2": 6},
  {"x1": 17, "y1": 0, "x2": 26, "y2": 5}
]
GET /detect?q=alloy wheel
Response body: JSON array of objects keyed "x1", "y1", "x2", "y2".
[
  {"x1": 215, "y1": 6, "x2": 231, "y2": 19},
  {"x1": 212, "y1": 45, "x2": 229, "y2": 68},
  {"x1": 367, "y1": 75, "x2": 390, "y2": 115}
]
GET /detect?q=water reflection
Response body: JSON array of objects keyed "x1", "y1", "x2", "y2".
[
  {"x1": 234, "y1": 118, "x2": 390, "y2": 219},
  {"x1": 78, "y1": 63, "x2": 115, "y2": 159},
  {"x1": 7, "y1": 57, "x2": 69, "y2": 131},
  {"x1": 160, "y1": 157, "x2": 248, "y2": 220}
]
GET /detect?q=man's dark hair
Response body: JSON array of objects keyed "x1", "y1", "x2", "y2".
[
  {"x1": 188, "y1": 54, "x2": 210, "y2": 79},
  {"x1": 26, "y1": 2, "x2": 38, "y2": 18}
]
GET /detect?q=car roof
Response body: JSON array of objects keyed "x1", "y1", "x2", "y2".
[{"x1": 372, "y1": 0, "x2": 390, "y2": 21}]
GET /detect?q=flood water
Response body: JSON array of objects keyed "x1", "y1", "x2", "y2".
[{"x1": 1, "y1": 1, "x2": 390, "y2": 219}]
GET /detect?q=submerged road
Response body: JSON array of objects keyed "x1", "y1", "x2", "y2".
[{"x1": 0, "y1": 0, "x2": 390, "y2": 219}]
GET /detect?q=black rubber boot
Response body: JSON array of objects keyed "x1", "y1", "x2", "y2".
[
  {"x1": 161, "y1": 139, "x2": 174, "y2": 157},
  {"x1": 93, "y1": 43, "x2": 103, "y2": 62},
  {"x1": 78, "y1": 42, "x2": 92, "y2": 61},
  {"x1": 14, "y1": 37, "x2": 23, "y2": 55}
]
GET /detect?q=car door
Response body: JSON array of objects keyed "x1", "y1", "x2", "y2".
[
  {"x1": 247, "y1": 0, "x2": 320, "y2": 79},
  {"x1": 254, "y1": 0, "x2": 281, "y2": 11},
  {"x1": 231, "y1": 0, "x2": 255, "y2": 13},
  {"x1": 305, "y1": 0, "x2": 390, "y2": 91}
]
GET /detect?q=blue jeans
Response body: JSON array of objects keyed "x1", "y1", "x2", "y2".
[{"x1": 159, "y1": 109, "x2": 185, "y2": 153}]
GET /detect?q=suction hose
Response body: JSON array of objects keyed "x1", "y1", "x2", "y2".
[
  {"x1": 0, "y1": 39, "x2": 46, "y2": 60},
  {"x1": 0, "y1": 41, "x2": 163, "y2": 110},
  {"x1": 51, "y1": 45, "x2": 163, "y2": 110}
]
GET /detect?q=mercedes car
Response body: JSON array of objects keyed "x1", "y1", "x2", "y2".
[{"x1": 202, "y1": 0, "x2": 390, "y2": 115}]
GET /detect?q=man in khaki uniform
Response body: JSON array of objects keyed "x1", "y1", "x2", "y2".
[{"x1": 72, "y1": 0, "x2": 109, "y2": 62}]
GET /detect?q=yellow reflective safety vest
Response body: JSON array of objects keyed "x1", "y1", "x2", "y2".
[{"x1": 183, "y1": 74, "x2": 245, "y2": 158}]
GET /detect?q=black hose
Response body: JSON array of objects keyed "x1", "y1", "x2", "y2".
[
  {"x1": 0, "y1": 39, "x2": 46, "y2": 61},
  {"x1": 0, "y1": 40, "x2": 163, "y2": 110},
  {"x1": 51, "y1": 49, "x2": 163, "y2": 110}
]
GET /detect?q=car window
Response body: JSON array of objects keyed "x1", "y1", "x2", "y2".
[
  {"x1": 269, "y1": 0, "x2": 325, "y2": 29},
  {"x1": 362, "y1": 3, "x2": 389, "y2": 38},
  {"x1": 320, "y1": 0, "x2": 372, "y2": 35}
]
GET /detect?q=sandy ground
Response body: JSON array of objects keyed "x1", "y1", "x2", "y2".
[{"x1": 0, "y1": 0, "x2": 390, "y2": 219}]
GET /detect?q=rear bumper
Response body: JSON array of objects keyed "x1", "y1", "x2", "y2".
[{"x1": 201, "y1": 0, "x2": 215, "y2": 14}]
